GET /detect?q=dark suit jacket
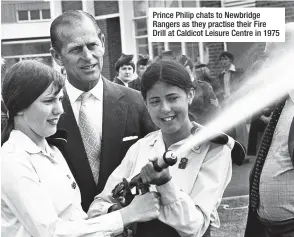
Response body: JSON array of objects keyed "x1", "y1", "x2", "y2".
[
  {"x1": 129, "y1": 77, "x2": 141, "y2": 91},
  {"x1": 214, "y1": 67, "x2": 244, "y2": 103},
  {"x1": 57, "y1": 78, "x2": 155, "y2": 212},
  {"x1": 189, "y1": 80, "x2": 219, "y2": 125},
  {"x1": 244, "y1": 99, "x2": 294, "y2": 237},
  {"x1": 113, "y1": 77, "x2": 125, "y2": 87}
]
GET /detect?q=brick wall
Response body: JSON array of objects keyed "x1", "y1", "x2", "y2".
[
  {"x1": 97, "y1": 17, "x2": 121, "y2": 80},
  {"x1": 94, "y1": 1, "x2": 119, "y2": 16},
  {"x1": 106, "y1": 17, "x2": 122, "y2": 80}
]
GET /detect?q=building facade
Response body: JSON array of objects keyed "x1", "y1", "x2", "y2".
[{"x1": 2, "y1": 0, "x2": 294, "y2": 79}]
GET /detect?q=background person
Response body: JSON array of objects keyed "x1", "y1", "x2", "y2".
[
  {"x1": 113, "y1": 53, "x2": 136, "y2": 87},
  {"x1": 129, "y1": 54, "x2": 150, "y2": 91},
  {"x1": 215, "y1": 51, "x2": 248, "y2": 154},
  {"x1": 177, "y1": 55, "x2": 219, "y2": 125}
]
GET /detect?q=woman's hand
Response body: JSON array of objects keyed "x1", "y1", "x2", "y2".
[
  {"x1": 120, "y1": 192, "x2": 160, "y2": 225},
  {"x1": 140, "y1": 159, "x2": 172, "y2": 186}
]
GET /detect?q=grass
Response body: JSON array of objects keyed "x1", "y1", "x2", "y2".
[{"x1": 211, "y1": 196, "x2": 249, "y2": 237}]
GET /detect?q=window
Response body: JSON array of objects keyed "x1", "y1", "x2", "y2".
[
  {"x1": 42, "y1": 9, "x2": 51, "y2": 19},
  {"x1": 132, "y1": 0, "x2": 201, "y2": 59},
  {"x1": 136, "y1": 38, "x2": 149, "y2": 55},
  {"x1": 30, "y1": 10, "x2": 40, "y2": 20},
  {"x1": 186, "y1": 42, "x2": 200, "y2": 63},
  {"x1": 17, "y1": 9, "x2": 51, "y2": 22},
  {"x1": 133, "y1": 0, "x2": 148, "y2": 17},
  {"x1": 18, "y1": 11, "x2": 29, "y2": 21},
  {"x1": 2, "y1": 40, "x2": 53, "y2": 70},
  {"x1": 134, "y1": 18, "x2": 148, "y2": 36}
]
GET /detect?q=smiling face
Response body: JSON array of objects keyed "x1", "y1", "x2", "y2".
[
  {"x1": 52, "y1": 16, "x2": 105, "y2": 91},
  {"x1": 118, "y1": 64, "x2": 134, "y2": 83},
  {"x1": 19, "y1": 83, "x2": 64, "y2": 143},
  {"x1": 146, "y1": 81, "x2": 194, "y2": 137}
]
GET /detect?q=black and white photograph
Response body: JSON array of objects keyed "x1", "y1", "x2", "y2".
[{"x1": 1, "y1": 0, "x2": 294, "y2": 237}]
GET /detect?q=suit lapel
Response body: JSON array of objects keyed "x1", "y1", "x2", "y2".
[
  {"x1": 58, "y1": 89, "x2": 96, "y2": 187},
  {"x1": 98, "y1": 78, "x2": 128, "y2": 189}
]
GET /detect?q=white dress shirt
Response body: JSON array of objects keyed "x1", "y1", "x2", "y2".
[
  {"x1": 88, "y1": 123, "x2": 233, "y2": 237},
  {"x1": 258, "y1": 94, "x2": 294, "y2": 221},
  {"x1": 65, "y1": 77, "x2": 103, "y2": 136},
  {"x1": 1, "y1": 130, "x2": 124, "y2": 237},
  {"x1": 222, "y1": 64, "x2": 236, "y2": 98}
]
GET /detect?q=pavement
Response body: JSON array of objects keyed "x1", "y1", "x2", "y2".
[{"x1": 223, "y1": 155, "x2": 256, "y2": 198}]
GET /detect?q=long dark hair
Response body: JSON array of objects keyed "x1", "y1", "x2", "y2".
[
  {"x1": 1, "y1": 60, "x2": 65, "y2": 146},
  {"x1": 141, "y1": 59, "x2": 194, "y2": 100}
]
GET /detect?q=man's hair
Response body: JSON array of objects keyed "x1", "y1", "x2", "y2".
[
  {"x1": 50, "y1": 10, "x2": 102, "y2": 52},
  {"x1": 219, "y1": 51, "x2": 234, "y2": 62}
]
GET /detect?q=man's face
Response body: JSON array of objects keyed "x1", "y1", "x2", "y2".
[
  {"x1": 54, "y1": 17, "x2": 105, "y2": 89},
  {"x1": 117, "y1": 65, "x2": 134, "y2": 83},
  {"x1": 220, "y1": 56, "x2": 232, "y2": 69},
  {"x1": 137, "y1": 64, "x2": 148, "y2": 78}
]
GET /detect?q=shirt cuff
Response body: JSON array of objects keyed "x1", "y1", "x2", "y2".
[
  {"x1": 87, "y1": 197, "x2": 116, "y2": 218},
  {"x1": 98, "y1": 210, "x2": 124, "y2": 236},
  {"x1": 156, "y1": 179, "x2": 180, "y2": 205},
  {"x1": 226, "y1": 136, "x2": 235, "y2": 150}
]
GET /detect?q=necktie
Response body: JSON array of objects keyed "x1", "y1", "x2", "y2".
[
  {"x1": 78, "y1": 92, "x2": 101, "y2": 184},
  {"x1": 249, "y1": 100, "x2": 286, "y2": 212}
]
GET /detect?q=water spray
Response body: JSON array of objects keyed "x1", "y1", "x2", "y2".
[{"x1": 176, "y1": 47, "x2": 294, "y2": 155}]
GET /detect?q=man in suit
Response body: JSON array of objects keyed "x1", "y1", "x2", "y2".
[
  {"x1": 215, "y1": 51, "x2": 244, "y2": 104},
  {"x1": 245, "y1": 22, "x2": 294, "y2": 237},
  {"x1": 50, "y1": 10, "x2": 155, "y2": 212},
  {"x1": 215, "y1": 51, "x2": 248, "y2": 153},
  {"x1": 113, "y1": 53, "x2": 136, "y2": 87}
]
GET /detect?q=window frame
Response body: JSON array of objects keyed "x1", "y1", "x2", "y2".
[{"x1": 17, "y1": 9, "x2": 51, "y2": 22}]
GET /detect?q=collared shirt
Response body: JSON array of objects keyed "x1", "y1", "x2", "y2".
[
  {"x1": 222, "y1": 64, "x2": 236, "y2": 98},
  {"x1": 88, "y1": 124, "x2": 232, "y2": 237},
  {"x1": 65, "y1": 76, "x2": 103, "y2": 136},
  {"x1": 1, "y1": 130, "x2": 124, "y2": 237},
  {"x1": 258, "y1": 95, "x2": 294, "y2": 221}
]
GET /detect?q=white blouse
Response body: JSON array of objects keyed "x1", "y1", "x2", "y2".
[
  {"x1": 88, "y1": 127, "x2": 233, "y2": 237},
  {"x1": 1, "y1": 130, "x2": 123, "y2": 237}
]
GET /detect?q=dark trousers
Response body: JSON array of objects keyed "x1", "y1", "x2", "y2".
[
  {"x1": 247, "y1": 119, "x2": 266, "y2": 155},
  {"x1": 257, "y1": 216, "x2": 294, "y2": 237}
]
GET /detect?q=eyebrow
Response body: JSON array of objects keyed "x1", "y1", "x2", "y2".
[
  {"x1": 148, "y1": 92, "x2": 179, "y2": 99},
  {"x1": 67, "y1": 39, "x2": 100, "y2": 51}
]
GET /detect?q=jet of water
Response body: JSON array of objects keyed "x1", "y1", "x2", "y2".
[{"x1": 177, "y1": 48, "x2": 294, "y2": 155}]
